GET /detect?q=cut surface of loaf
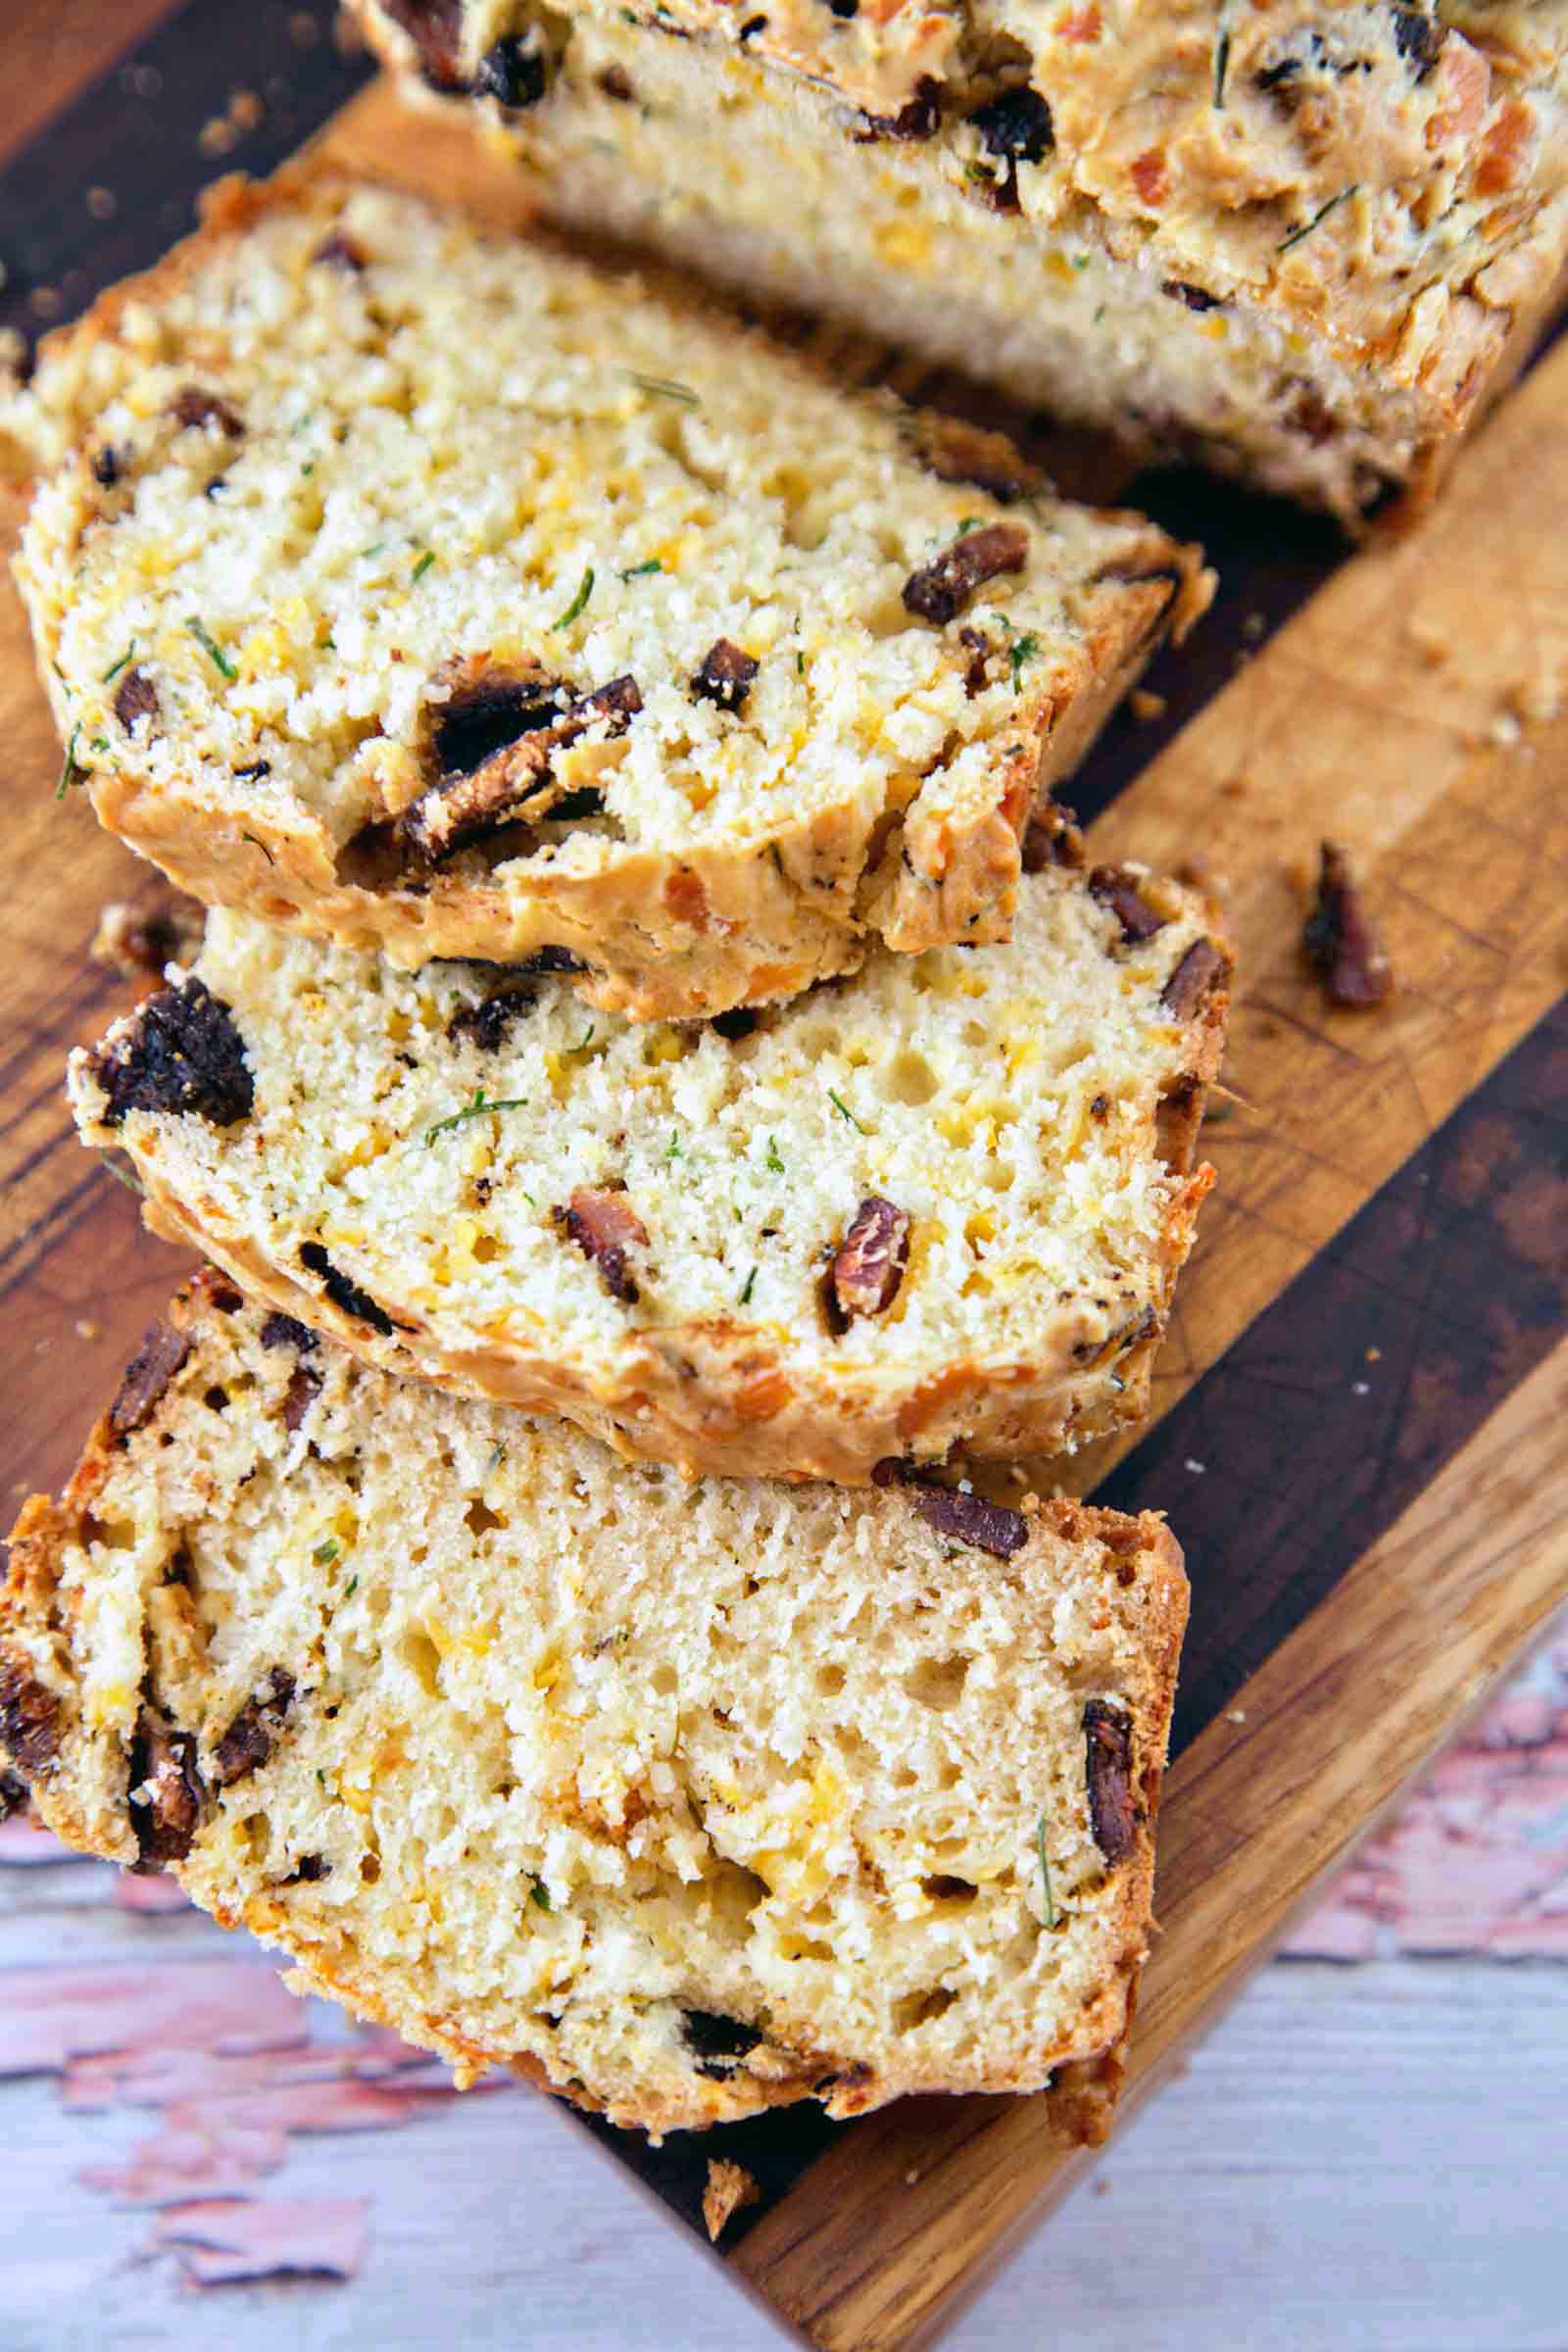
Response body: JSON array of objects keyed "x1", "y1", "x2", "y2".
[
  {"x1": 354, "y1": 2, "x2": 1568, "y2": 525},
  {"x1": 0, "y1": 1276, "x2": 1189, "y2": 2137},
  {"x1": 1, "y1": 172, "x2": 1209, "y2": 1020},
  {"x1": 69, "y1": 860, "x2": 1230, "y2": 1483}
]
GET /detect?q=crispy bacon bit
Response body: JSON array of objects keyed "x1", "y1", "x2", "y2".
[
  {"x1": 109, "y1": 1323, "x2": 192, "y2": 1438},
  {"x1": 113, "y1": 666, "x2": 160, "y2": 734},
  {"x1": 1392, "y1": 5, "x2": 1443, "y2": 77},
  {"x1": 380, "y1": 0, "x2": 466, "y2": 89},
  {"x1": 903, "y1": 521, "x2": 1028, "y2": 626},
  {"x1": 1022, "y1": 803, "x2": 1085, "y2": 873},
  {"x1": 971, "y1": 85, "x2": 1054, "y2": 165},
  {"x1": 830, "y1": 1198, "x2": 910, "y2": 1324},
  {"x1": 476, "y1": 35, "x2": 547, "y2": 107},
  {"x1": 691, "y1": 639, "x2": 760, "y2": 713},
  {"x1": 872, "y1": 1460, "x2": 1029, "y2": 1558},
  {"x1": 1161, "y1": 279, "x2": 1220, "y2": 313},
  {"x1": 89, "y1": 977, "x2": 254, "y2": 1129},
  {"x1": 1302, "y1": 842, "x2": 1395, "y2": 1008},
  {"x1": 854, "y1": 76, "x2": 942, "y2": 142},
  {"x1": 1090, "y1": 865, "x2": 1166, "y2": 945},
  {"x1": 91, "y1": 893, "x2": 202, "y2": 982},
  {"x1": 958, "y1": 627, "x2": 993, "y2": 697},
  {"x1": 910, "y1": 414, "x2": 1043, "y2": 504},
  {"x1": 192, "y1": 1269, "x2": 244, "y2": 1315},
  {"x1": 282, "y1": 1364, "x2": 322, "y2": 1433},
  {"x1": 519, "y1": 946, "x2": 587, "y2": 978},
  {"x1": 311, "y1": 229, "x2": 367, "y2": 271},
  {"x1": 0, "y1": 1660, "x2": 61, "y2": 1775},
  {"x1": 447, "y1": 988, "x2": 536, "y2": 1051},
  {"x1": 598, "y1": 64, "x2": 635, "y2": 100},
  {"x1": 283, "y1": 1853, "x2": 330, "y2": 1884},
  {"x1": 554, "y1": 1185, "x2": 648, "y2": 1303},
  {"x1": 1084, "y1": 1699, "x2": 1138, "y2": 1865},
  {"x1": 682, "y1": 2010, "x2": 762, "y2": 2077},
  {"x1": 299, "y1": 1243, "x2": 399, "y2": 1337},
  {"x1": 1160, "y1": 939, "x2": 1228, "y2": 1018},
  {"x1": 211, "y1": 1669, "x2": 296, "y2": 1788},
  {"x1": 259, "y1": 1311, "x2": 317, "y2": 1353},
  {"x1": 170, "y1": 386, "x2": 244, "y2": 436},
  {"x1": 0, "y1": 1769, "x2": 30, "y2": 1821},
  {"x1": 90, "y1": 446, "x2": 121, "y2": 487},
  {"x1": 401, "y1": 670, "x2": 642, "y2": 860},
  {"x1": 129, "y1": 1712, "x2": 205, "y2": 1871},
  {"x1": 710, "y1": 1006, "x2": 760, "y2": 1041},
  {"x1": 1021, "y1": 803, "x2": 1086, "y2": 873}
]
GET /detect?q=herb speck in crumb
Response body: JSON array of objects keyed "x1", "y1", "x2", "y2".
[
  {"x1": 827, "y1": 1088, "x2": 867, "y2": 1134},
  {"x1": 185, "y1": 614, "x2": 237, "y2": 680},
  {"x1": 344, "y1": 1575, "x2": 358, "y2": 1598},
  {"x1": 531, "y1": 1879, "x2": 552, "y2": 1910},
  {"x1": 487, "y1": 1441, "x2": 507, "y2": 1475},
  {"x1": 617, "y1": 559, "x2": 663, "y2": 580},
  {"x1": 554, "y1": 566, "x2": 595, "y2": 628},
  {"x1": 1211, "y1": 4, "x2": 1232, "y2": 108},
  {"x1": 313, "y1": 1538, "x2": 339, "y2": 1564},
  {"x1": 101, "y1": 642, "x2": 136, "y2": 684},
  {"x1": 765, "y1": 1135, "x2": 785, "y2": 1174},
  {"x1": 412, "y1": 548, "x2": 436, "y2": 583},
  {"x1": 1037, "y1": 1814, "x2": 1056, "y2": 1928},
  {"x1": 739, "y1": 1265, "x2": 758, "y2": 1305},
  {"x1": 1008, "y1": 629, "x2": 1039, "y2": 685},
  {"x1": 1278, "y1": 185, "x2": 1358, "y2": 254},
  {"x1": 627, "y1": 371, "x2": 699, "y2": 407},
  {"x1": 664, "y1": 1129, "x2": 683, "y2": 1164},
  {"x1": 54, "y1": 724, "x2": 86, "y2": 801},
  {"x1": 241, "y1": 832, "x2": 275, "y2": 863},
  {"x1": 424, "y1": 1087, "x2": 529, "y2": 1145}
]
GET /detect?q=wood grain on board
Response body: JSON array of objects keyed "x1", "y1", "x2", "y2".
[{"x1": 0, "y1": 11, "x2": 1565, "y2": 2350}]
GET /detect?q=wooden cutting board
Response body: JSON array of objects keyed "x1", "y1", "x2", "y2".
[{"x1": 1, "y1": 7, "x2": 1565, "y2": 2346}]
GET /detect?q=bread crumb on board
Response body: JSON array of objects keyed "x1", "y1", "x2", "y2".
[{"x1": 703, "y1": 2159, "x2": 761, "y2": 2241}]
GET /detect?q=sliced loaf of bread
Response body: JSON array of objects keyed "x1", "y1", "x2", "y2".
[
  {"x1": 69, "y1": 858, "x2": 1230, "y2": 1483},
  {"x1": 1, "y1": 1274, "x2": 1188, "y2": 2137},
  {"x1": 3, "y1": 171, "x2": 1210, "y2": 1020}
]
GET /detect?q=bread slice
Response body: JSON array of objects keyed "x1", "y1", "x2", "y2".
[
  {"x1": 68, "y1": 856, "x2": 1230, "y2": 1483},
  {"x1": 1, "y1": 172, "x2": 1210, "y2": 1022},
  {"x1": 0, "y1": 1273, "x2": 1188, "y2": 2137},
  {"x1": 353, "y1": 1, "x2": 1568, "y2": 527}
]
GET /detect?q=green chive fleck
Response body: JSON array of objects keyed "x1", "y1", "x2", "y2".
[
  {"x1": 101, "y1": 1157, "x2": 145, "y2": 1198},
  {"x1": 1278, "y1": 185, "x2": 1358, "y2": 254},
  {"x1": 1008, "y1": 630, "x2": 1040, "y2": 686},
  {"x1": 531, "y1": 1879, "x2": 552, "y2": 1911},
  {"x1": 739, "y1": 1265, "x2": 758, "y2": 1306},
  {"x1": 664, "y1": 1130, "x2": 683, "y2": 1163},
  {"x1": 956, "y1": 516, "x2": 983, "y2": 536},
  {"x1": 314, "y1": 1539, "x2": 340, "y2": 1564},
  {"x1": 1212, "y1": 16, "x2": 1232, "y2": 108},
  {"x1": 617, "y1": 559, "x2": 663, "y2": 579},
  {"x1": 101, "y1": 642, "x2": 136, "y2": 684},
  {"x1": 554, "y1": 566, "x2": 594, "y2": 628},
  {"x1": 487, "y1": 1442, "x2": 508, "y2": 1476},
  {"x1": 827, "y1": 1089, "x2": 866, "y2": 1134},
  {"x1": 241, "y1": 832, "x2": 275, "y2": 864},
  {"x1": 765, "y1": 1136, "x2": 785, "y2": 1175},
  {"x1": 412, "y1": 549, "x2": 436, "y2": 583},
  {"x1": 627, "y1": 371, "x2": 699, "y2": 407},
  {"x1": 568, "y1": 1025, "x2": 597, "y2": 1056},
  {"x1": 185, "y1": 615, "x2": 237, "y2": 680},
  {"x1": 344, "y1": 1575, "x2": 359, "y2": 1598},
  {"x1": 54, "y1": 724, "x2": 85, "y2": 801},
  {"x1": 1037, "y1": 1815, "x2": 1056, "y2": 1929},
  {"x1": 424, "y1": 1088, "x2": 529, "y2": 1145}
]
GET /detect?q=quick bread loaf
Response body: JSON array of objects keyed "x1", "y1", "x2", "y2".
[
  {"x1": 2, "y1": 171, "x2": 1209, "y2": 1019},
  {"x1": 355, "y1": 0, "x2": 1568, "y2": 527},
  {"x1": 68, "y1": 858, "x2": 1230, "y2": 1483},
  {"x1": 0, "y1": 1274, "x2": 1188, "y2": 2137}
]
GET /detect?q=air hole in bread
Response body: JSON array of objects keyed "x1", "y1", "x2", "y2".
[
  {"x1": 882, "y1": 1049, "x2": 938, "y2": 1106},
  {"x1": 400, "y1": 1627, "x2": 443, "y2": 1696},
  {"x1": 904, "y1": 1654, "x2": 972, "y2": 1709},
  {"x1": 893, "y1": 1984, "x2": 959, "y2": 2031}
]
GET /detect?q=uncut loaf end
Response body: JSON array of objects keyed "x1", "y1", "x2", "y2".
[
  {"x1": 2, "y1": 171, "x2": 1210, "y2": 1020},
  {"x1": 356, "y1": 0, "x2": 1568, "y2": 528},
  {"x1": 1, "y1": 1275, "x2": 1188, "y2": 2138}
]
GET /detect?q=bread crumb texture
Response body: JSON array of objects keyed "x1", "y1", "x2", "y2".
[
  {"x1": 70, "y1": 867, "x2": 1230, "y2": 1481},
  {"x1": 1, "y1": 1279, "x2": 1188, "y2": 2137},
  {"x1": 3, "y1": 173, "x2": 1206, "y2": 1015},
  {"x1": 356, "y1": 2, "x2": 1568, "y2": 521}
]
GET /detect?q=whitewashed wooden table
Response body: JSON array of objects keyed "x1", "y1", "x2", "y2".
[{"x1": 5, "y1": 1619, "x2": 1565, "y2": 2352}]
